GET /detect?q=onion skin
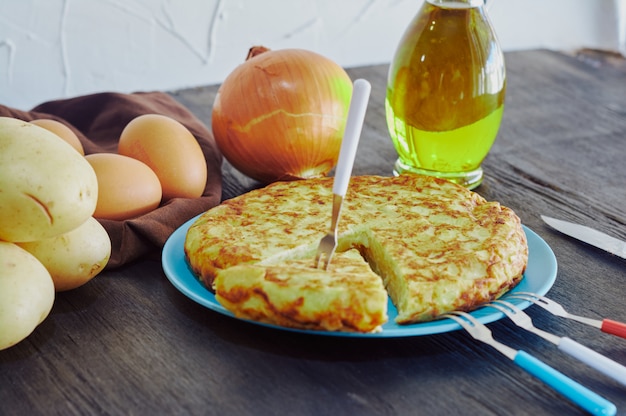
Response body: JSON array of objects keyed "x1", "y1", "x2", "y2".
[{"x1": 212, "y1": 48, "x2": 353, "y2": 183}]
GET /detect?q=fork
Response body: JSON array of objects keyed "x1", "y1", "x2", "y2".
[
  {"x1": 508, "y1": 292, "x2": 626, "y2": 339},
  {"x1": 442, "y1": 311, "x2": 616, "y2": 416},
  {"x1": 314, "y1": 78, "x2": 371, "y2": 270},
  {"x1": 486, "y1": 300, "x2": 626, "y2": 386}
]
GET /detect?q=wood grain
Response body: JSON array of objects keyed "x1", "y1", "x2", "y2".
[{"x1": 1, "y1": 49, "x2": 625, "y2": 415}]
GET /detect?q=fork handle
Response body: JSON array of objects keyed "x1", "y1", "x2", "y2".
[
  {"x1": 332, "y1": 78, "x2": 371, "y2": 197},
  {"x1": 558, "y1": 337, "x2": 626, "y2": 386},
  {"x1": 513, "y1": 351, "x2": 616, "y2": 416},
  {"x1": 601, "y1": 319, "x2": 626, "y2": 339}
]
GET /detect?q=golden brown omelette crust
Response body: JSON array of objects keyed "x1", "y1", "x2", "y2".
[
  {"x1": 184, "y1": 174, "x2": 528, "y2": 330},
  {"x1": 214, "y1": 249, "x2": 388, "y2": 332}
]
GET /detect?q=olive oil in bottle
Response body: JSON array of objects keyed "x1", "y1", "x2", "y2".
[{"x1": 386, "y1": 0, "x2": 506, "y2": 189}]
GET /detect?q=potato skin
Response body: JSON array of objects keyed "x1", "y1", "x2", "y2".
[
  {"x1": 0, "y1": 117, "x2": 98, "y2": 242},
  {"x1": 0, "y1": 242, "x2": 55, "y2": 350},
  {"x1": 18, "y1": 217, "x2": 112, "y2": 292}
]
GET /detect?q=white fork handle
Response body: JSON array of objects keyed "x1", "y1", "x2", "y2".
[
  {"x1": 558, "y1": 337, "x2": 626, "y2": 386},
  {"x1": 332, "y1": 78, "x2": 371, "y2": 197}
]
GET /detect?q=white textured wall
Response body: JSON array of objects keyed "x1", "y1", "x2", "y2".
[{"x1": 0, "y1": 0, "x2": 623, "y2": 110}]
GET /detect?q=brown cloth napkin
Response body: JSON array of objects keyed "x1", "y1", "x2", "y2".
[{"x1": 1, "y1": 91, "x2": 223, "y2": 269}]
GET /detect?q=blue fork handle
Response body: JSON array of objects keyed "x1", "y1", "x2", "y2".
[{"x1": 514, "y1": 351, "x2": 616, "y2": 416}]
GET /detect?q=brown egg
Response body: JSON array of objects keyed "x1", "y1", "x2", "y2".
[
  {"x1": 85, "y1": 153, "x2": 162, "y2": 221},
  {"x1": 30, "y1": 119, "x2": 85, "y2": 155},
  {"x1": 118, "y1": 114, "x2": 208, "y2": 201}
]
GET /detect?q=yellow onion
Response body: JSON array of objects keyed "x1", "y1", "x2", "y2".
[{"x1": 212, "y1": 47, "x2": 353, "y2": 183}]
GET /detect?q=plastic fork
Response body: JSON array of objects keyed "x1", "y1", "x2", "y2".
[
  {"x1": 486, "y1": 300, "x2": 626, "y2": 386},
  {"x1": 442, "y1": 311, "x2": 616, "y2": 416},
  {"x1": 508, "y1": 292, "x2": 626, "y2": 339},
  {"x1": 314, "y1": 78, "x2": 371, "y2": 270}
]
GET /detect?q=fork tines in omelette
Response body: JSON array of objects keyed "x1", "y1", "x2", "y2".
[{"x1": 184, "y1": 174, "x2": 528, "y2": 333}]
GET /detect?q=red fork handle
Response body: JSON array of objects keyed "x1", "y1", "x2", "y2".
[{"x1": 601, "y1": 319, "x2": 626, "y2": 339}]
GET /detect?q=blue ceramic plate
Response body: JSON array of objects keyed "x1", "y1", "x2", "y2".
[{"x1": 162, "y1": 216, "x2": 557, "y2": 338}]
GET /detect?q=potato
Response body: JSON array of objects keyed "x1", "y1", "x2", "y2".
[
  {"x1": 0, "y1": 242, "x2": 55, "y2": 350},
  {"x1": 18, "y1": 217, "x2": 112, "y2": 292},
  {"x1": 0, "y1": 117, "x2": 98, "y2": 242}
]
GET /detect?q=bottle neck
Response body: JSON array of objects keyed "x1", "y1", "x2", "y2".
[{"x1": 425, "y1": 0, "x2": 484, "y2": 9}]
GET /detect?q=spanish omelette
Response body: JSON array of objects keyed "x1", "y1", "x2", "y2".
[{"x1": 184, "y1": 174, "x2": 528, "y2": 333}]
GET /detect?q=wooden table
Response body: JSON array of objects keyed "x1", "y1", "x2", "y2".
[{"x1": 2, "y1": 49, "x2": 625, "y2": 415}]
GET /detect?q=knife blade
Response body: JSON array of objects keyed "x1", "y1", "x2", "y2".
[{"x1": 541, "y1": 215, "x2": 626, "y2": 260}]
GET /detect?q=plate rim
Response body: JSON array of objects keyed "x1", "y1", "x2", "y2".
[{"x1": 162, "y1": 215, "x2": 557, "y2": 338}]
